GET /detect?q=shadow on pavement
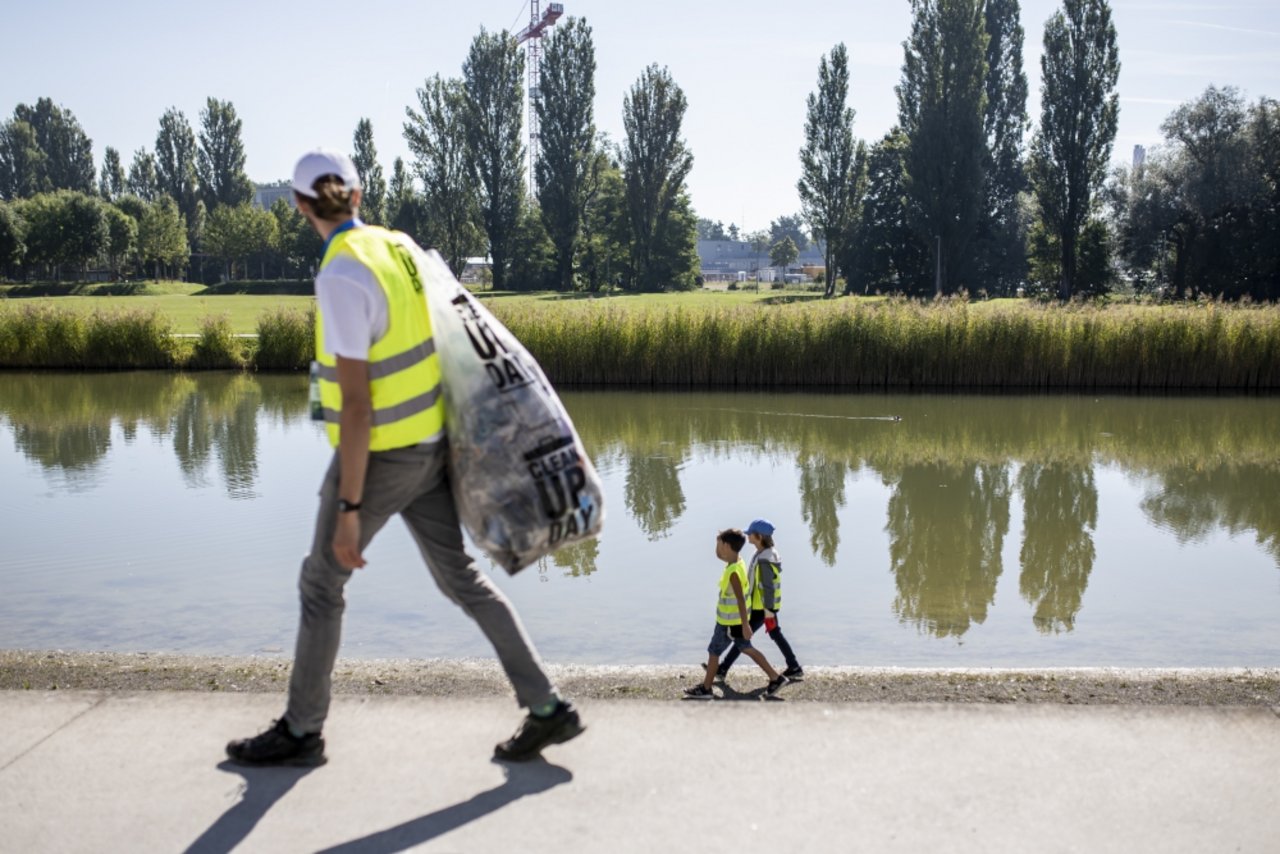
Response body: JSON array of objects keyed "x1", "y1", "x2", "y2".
[
  {"x1": 183, "y1": 760, "x2": 318, "y2": 854},
  {"x1": 314, "y1": 759, "x2": 573, "y2": 853}
]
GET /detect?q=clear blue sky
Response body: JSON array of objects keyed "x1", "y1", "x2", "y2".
[{"x1": 4, "y1": 0, "x2": 1278, "y2": 232}]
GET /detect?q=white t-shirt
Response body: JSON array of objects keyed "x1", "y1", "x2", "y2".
[{"x1": 314, "y1": 254, "x2": 389, "y2": 360}]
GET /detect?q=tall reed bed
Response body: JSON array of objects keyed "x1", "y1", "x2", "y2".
[
  {"x1": 0, "y1": 305, "x2": 178, "y2": 369},
  {"x1": 493, "y1": 298, "x2": 1280, "y2": 390}
]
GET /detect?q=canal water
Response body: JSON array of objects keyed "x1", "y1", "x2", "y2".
[{"x1": 1, "y1": 371, "x2": 1276, "y2": 666}]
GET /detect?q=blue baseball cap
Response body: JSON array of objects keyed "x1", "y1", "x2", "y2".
[{"x1": 746, "y1": 519, "x2": 775, "y2": 536}]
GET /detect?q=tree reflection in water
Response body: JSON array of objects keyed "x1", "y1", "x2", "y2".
[
  {"x1": 884, "y1": 462, "x2": 1011, "y2": 638},
  {"x1": 796, "y1": 453, "x2": 848, "y2": 567},
  {"x1": 1141, "y1": 465, "x2": 1280, "y2": 565},
  {"x1": 623, "y1": 450, "x2": 687, "y2": 540},
  {"x1": 1, "y1": 371, "x2": 298, "y2": 498},
  {"x1": 549, "y1": 537, "x2": 600, "y2": 577},
  {"x1": 1017, "y1": 461, "x2": 1097, "y2": 633}
]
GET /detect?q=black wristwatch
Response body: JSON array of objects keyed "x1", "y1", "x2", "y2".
[{"x1": 337, "y1": 498, "x2": 363, "y2": 513}]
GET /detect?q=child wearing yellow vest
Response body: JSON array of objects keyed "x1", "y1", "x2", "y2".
[{"x1": 684, "y1": 528, "x2": 790, "y2": 699}]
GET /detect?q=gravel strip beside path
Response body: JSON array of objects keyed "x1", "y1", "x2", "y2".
[{"x1": 2, "y1": 650, "x2": 1277, "y2": 706}]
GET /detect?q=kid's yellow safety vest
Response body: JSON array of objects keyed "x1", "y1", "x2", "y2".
[
  {"x1": 749, "y1": 558, "x2": 782, "y2": 611},
  {"x1": 314, "y1": 226, "x2": 444, "y2": 451},
  {"x1": 715, "y1": 559, "x2": 749, "y2": 626}
]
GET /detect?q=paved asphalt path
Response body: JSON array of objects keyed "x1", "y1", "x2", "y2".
[{"x1": 1, "y1": 690, "x2": 1277, "y2": 853}]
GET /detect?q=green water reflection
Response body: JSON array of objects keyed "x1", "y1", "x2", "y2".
[
  {"x1": 2, "y1": 375, "x2": 1278, "y2": 646},
  {"x1": 1, "y1": 372, "x2": 298, "y2": 497}
]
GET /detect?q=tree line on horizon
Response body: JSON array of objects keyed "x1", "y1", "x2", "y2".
[{"x1": 1, "y1": 0, "x2": 1277, "y2": 301}]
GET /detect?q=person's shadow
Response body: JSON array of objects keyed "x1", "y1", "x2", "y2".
[
  {"x1": 183, "y1": 758, "x2": 572, "y2": 854},
  {"x1": 316, "y1": 759, "x2": 572, "y2": 853},
  {"x1": 183, "y1": 761, "x2": 318, "y2": 854}
]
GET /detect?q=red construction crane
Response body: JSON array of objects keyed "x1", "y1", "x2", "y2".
[{"x1": 516, "y1": 2, "x2": 564, "y2": 194}]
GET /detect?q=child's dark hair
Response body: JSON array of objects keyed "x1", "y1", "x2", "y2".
[
  {"x1": 718, "y1": 528, "x2": 746, "y2": 553},
  {"x1": 298, "y1": 175, "x2": 357, "y2": 220},
  {"x1": 757, "y1": 533, "x2": 775, "y2": 549}
]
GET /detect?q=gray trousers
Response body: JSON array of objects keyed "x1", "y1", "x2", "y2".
[{"x1": 285, "y1": 441, "x2": 557, "y2": 733}]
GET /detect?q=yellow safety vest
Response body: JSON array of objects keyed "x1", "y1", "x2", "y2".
[
  {"x1": 715, "y1": 559, "x2": 749, "y2": 626},
  {"x1": 749, "y1": 557, "x2": 782, "y2": 611},
  {"x1": 314, "y1": 225, "x2": 444, "y2": 451}
]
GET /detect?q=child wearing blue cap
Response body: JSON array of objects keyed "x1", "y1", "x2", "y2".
[
  {"x1": 684, "y1": 528, "x2": 790, "y2": 700},
  {"x1": 714, "y1": 518, "x2": 804, "y2": 681}
]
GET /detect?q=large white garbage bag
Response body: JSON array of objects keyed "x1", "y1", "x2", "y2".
[{"x1": 417, "y1": 248, "x2": 604, "y2": 574}]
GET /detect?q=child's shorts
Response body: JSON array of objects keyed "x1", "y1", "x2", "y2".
[{"x1": 708, "y1": 623, "x2": 753, "y2": 656}]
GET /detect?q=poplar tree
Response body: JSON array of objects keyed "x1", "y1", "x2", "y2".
[
  {"x1": 462, "y1": 28, "x2": 525, "y2": 290},
  {"x1": 0, "y1": 99, "x2": 95, "y2": 198},
  {"x1": 155, "y1": 108, "x2": 203, "y2": 245},
  {"x1": 197, "y1": 98, "x2": 253, "y2": 211},
  {"x1": 797, "y1": 43, "x2": 857, "y2": 298},
  {"x1": 405, "y1": 76, "x2": 482, "y2": 276},
  {"x1": 352, "y1": 118, "x2": 387, "y2": 226},
  {"x1": 979, "y1": 0, "x2": 1030, "y2": 293},
  {"x1": 1029, "y1": 0, "x2": 1119, "y2": 300},
  {"x1": 127, "y1": 149, "x2": 160, "y2": 202},
  {"x1": 99, "y1": 146, "x2": 126, "y2": 200},
  {"x1": 898, "y1": 0, "x2": 989, "y2": 296},
  {"x1": 535, "y1": 16, "x2": 598, "y2": 290},
  {"x1": 621, "y1": 64, "x2": 697, "y2": 291},
  {"x1": 0, "y1": 120, "x2": 44, "y2": 200}
]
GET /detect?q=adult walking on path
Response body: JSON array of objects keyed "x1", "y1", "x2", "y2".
[{"x1": 226, "y1": 149, "x2": 583, "y2": 768}]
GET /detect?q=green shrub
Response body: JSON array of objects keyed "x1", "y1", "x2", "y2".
[
  {"x1": 83, "y1": 310, "x2": 175, "y2": 369},
  {"x1": 187, "y1": 314, "x2": 246, "y2": 370},
  {"x1": 253, "y1": 306, "x2": 314, "y2": 371}
]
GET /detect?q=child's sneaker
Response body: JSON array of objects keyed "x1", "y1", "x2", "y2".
[
  {"x1": 765, "y1": 674, "x2": 791, "y2": 697},
  {"x1": 783, "y1": 665, "x2": 805, "y2": 681},
  {"x1": 683, "y1": 684, "x2": 715, "y2": 700}
]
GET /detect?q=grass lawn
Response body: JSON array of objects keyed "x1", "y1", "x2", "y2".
[
  {"x1": 0, "y1": 282, "x2": 833, "y2": 332},
  {"x1": 1, "y1": 289, "x2": 315, "y2": 334}
]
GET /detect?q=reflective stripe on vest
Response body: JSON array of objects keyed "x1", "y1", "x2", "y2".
[
  {"x1": 315, "y1": 226, "x2": 444, "y2": 451},
  {"x1": 749, "y1": 558, "x2": 782, "y2": 611},
  {"x1": 716, "y1": 560, "x2": 749, "y2": 626}
]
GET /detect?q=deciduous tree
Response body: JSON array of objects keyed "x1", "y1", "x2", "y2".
[
  {"x1": 2, "y1": 99, "x2": 96, "y2": 196},
  {"x1": 462, "y1": 28, "x2": 525, "y2": 290},
  {"x1": 1029, "y1": 0, "x2": 1119, "y2": 300},
  {"x1": 127, "y1": 149, "x2": 161, "y2": 202},
  {"x1": 621, "y1": 64, "x2": 697, "y2": 291},
  {"x1": 535, "y1": 16, "x2": 598, "y2": 290},
  {"x1": 798, "y1": 43, "x2": 857, "y2": 297},
  {"x1": 352, "y1": 118, "x2": 387, "y2": 226},
  {"x1": 197, "y1": 98, "x2": 253, "y2": 211},
  {"x1": 405, "y1": 77, "x2": 482, "y2": 276},
  {"x1": 978, "y1": 0, "x2": 1029, "y2": 293},
  {"x1": 137, "y1": 196, "x2": 189, "y2": 279},
  {"x1": 99, "y1": 146, "x2": 126, "y2": 201},
  {"x1": 898, "y1": 0, "x2": 989, "y2": 296},
  {"x1": 155, "y1": 108, "x2": 203, "y2": 246}
]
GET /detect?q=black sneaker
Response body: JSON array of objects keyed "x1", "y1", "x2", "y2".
[
  {"x1": 494, "y1": 701, "x2": 585, "y2": 762},
  {"x1": 682, "y1": 684, "x2": 714, "y2": 700},
  {"x1": 226, "y1": 718, "x2": 326, "y2": 767},
  {"x1": 765, "y1": 674, "x2": 791, "y2": 697},
  {"x1": 783, "y1": 666, "x2": 805, "y2": 681}
]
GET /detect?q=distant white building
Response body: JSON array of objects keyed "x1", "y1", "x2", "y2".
[
  {"x1": 1133, "y1": 144, "x2": 1146, "y2": 170},
  {"x1": 697, "y1": 239, "x2": 824, "y2": 282},
  {"x1": 253, "y1": 182, "x2": 294, "y2": 210}
]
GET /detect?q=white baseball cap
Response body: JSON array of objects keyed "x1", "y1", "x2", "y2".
[{"x1": 291, "y1": 148, "x2": 362, "y2": 198}]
